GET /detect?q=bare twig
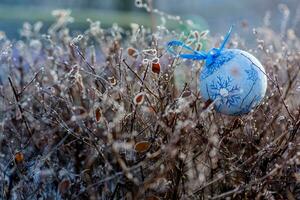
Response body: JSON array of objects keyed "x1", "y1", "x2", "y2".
[{"x1": 8, "y1": 77, "x2": 32, "y2": 138}]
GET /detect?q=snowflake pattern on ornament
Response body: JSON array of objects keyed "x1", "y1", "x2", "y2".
[
  {"x1": 209, "y1": 76, "x2": 241, "y2": 108},
  {"x1": 245, "y1": 66, "x2": 258, "y2": 82}
]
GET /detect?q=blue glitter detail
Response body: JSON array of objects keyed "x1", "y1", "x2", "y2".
[
  {"x1": 245, "y1": 66, "x2": 258, "y2": 82},
  {"x1": 200, "y1": 51, "x2": 235, "y2": 79},
  {"x1": 210, "y1": 76, "x2": 241, "y2": 107}
]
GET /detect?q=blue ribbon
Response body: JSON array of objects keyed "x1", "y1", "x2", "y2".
[{"x1": 167, "y1": 26, "x2": 233, "y2": 66}]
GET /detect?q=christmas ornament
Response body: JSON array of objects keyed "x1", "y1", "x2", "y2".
[{"x1": 167, "y1": 26, "x2": 267, "y2": 115}]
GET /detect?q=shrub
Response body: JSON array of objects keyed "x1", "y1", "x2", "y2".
[{"x1": 0, "y1": 4, "x2": 299, "y2": 200}]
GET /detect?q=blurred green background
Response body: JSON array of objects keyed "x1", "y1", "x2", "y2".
[{"x1": 0, "y1": 0, "x2": 299, "y2": 38}]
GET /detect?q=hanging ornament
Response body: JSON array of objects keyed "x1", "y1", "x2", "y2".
[{"x1": 167, "y1": 26, "x2": 267, "y2": 115}]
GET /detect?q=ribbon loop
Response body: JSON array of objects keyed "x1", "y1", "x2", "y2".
[
  {"x1": 219, "y1": 25, "x2": 233, "y2": 51},
  {"x1": 167, "y1": 26, "x2": 233, "y2": 64}
]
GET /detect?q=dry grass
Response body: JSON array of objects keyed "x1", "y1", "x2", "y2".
[{"x1": 0, "y1": 4, "x2": 300, "y2": 200}]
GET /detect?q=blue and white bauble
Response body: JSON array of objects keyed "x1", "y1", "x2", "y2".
[
  {"x1": 199, "y1": 49, "x2": 267, "y2": 115},
  {"x1": 167, "y1": 27, "x2": 267, "y2": 115}
]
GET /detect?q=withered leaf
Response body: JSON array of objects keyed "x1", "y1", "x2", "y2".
[
  {"x1": 134, "y1": 92, "x2": 145, "y2": 105},
  {"x1": 134, "y1": 141, "x2": 151, "y2": 153},
  {"x1": 127, "y1": 47, "x2": 138, "y2": 58},
  {"x1": 58, "y1": 179, "x2": 71, "y2": 194},
  {"x1": 95, "y1": 107, "x2": 102, "y2": 122},
  {"x1": 152, "y1": 62, "x2": 161, "y2": 74},
  {"x1": 15, "y1": 152, "x2": 24, "y2": 163},
  {"x1": 108, "y1": 76, "x2": 117, "y2": 86},
  {"x1": 199, "y1": 30, "x2": 209, "y2": 38},
  {"x1": 181, "y1": 90, "x2": 191, "y2": 98}
]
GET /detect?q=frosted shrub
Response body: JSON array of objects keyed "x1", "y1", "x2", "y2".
[{"x1": 0, "y1": 3, "x2": 299, "y2": 200}]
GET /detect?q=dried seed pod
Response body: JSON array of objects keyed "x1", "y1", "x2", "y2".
[
  {"x1": 199, "y1": 30, "x2": 209, "y2": 38},
  {"x1": 15, "y1": 152, "x2": 24, "y2": 163},
  {"x1": 90, "y1": 45, "x2": 96, "y2": 66},
  {"x1": 152, "y1": 63, "x2": 161, "y2": 74},
  {"x1": 196, "y1": 42, "x2": 203, "y2": 51},
  {"x1": 194, "y1": 30, "x2": 199, "y2": 40},
  {"x1": 134, "y1": 141, "x2": 150, "y2": 153},
  {"x1": 186, "y1": 39, "x2": 194, "y2": 46},
  {"x1": 95, "y1": 107, "x2": 102, "y2": 122},
  {"x1": 147, "y1": 106, "x2": 156, "y2": 113},
  {"x1": 127, "y1": 47, "x2": 138, "y2": 59},
  {"x1": 142, "y1": 58, "x2": 149, "y2": 66},
  {"x1": 181, "y1": 90, "x2": 192, "y2": 98},
  {"x1": 58, "y1": 179, "x2": 71, "y2": 194},
  {"x1": 108, "y1": 76, "x2": 117, "y2": 86},
  {"x1": 142, "y1": 49, "x2": 157, "y2": 56},
  {"x1": 134, "y1": 92, "x2": 145, "y2": 105},
  {"x1": 151, "y1": 58, "x2": 160, "y2": 74}
]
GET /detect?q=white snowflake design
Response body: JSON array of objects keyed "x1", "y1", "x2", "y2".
[{"x1": 209, "y1": 76, "x2": 241, "y2": 108}]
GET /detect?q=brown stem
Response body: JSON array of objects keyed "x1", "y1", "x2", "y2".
[
  {"x1": 123, "y1": 59, "x2": 159, "y2": 100},
  {"x1": 8, "y1": 77, "x2": 32, "y2": 138}
]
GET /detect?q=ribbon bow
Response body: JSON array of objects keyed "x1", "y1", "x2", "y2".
[{"x1": 167, "y1": 26, "x2": 233, "y2": 66}]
